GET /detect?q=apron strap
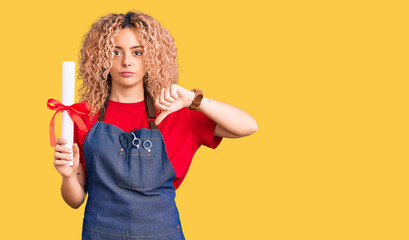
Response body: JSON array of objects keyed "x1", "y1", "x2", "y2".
[
  {"x1": 97, "y1": 93, "x2": 110, "y2": 122},
  {"x1": 97, "y1": 87, "x2": 159, "y2": 130},
  {"x1": 144, "y1": 88, "x2": 159, "y2": 130}
]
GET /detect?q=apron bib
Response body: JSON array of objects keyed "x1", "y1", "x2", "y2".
[{"x1": 81, "y1": 89, "x2": 185, "y2": 240}]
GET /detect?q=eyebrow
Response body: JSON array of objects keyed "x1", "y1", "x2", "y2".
[{"x1": 114, "y1": 46, "x2": 143, "y2": 49}]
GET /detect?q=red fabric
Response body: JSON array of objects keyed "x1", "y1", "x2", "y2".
[
  {"x1": 74, "y1": 99, "x2": 222, "y2": 190},
  {"x1": 46, "y1": 98, "x2": 90, "y2": 147}
]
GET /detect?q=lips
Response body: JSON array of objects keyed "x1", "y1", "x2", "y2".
[{"x1": 120, "y1": 72, "x2": 134, "y2": 77}]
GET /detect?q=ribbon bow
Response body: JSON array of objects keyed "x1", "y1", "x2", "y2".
[{"x1": 47, "y1": 98, "x2": 91, "y2": 147}]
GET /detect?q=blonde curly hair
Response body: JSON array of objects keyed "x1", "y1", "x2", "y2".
[{"x1": 78, "y1": 10, "x2": 179, "y2": 117}]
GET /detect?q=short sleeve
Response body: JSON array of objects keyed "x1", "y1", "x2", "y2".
[{"x1": 190, "y1": 110, "x2": 223, "y2": 149}]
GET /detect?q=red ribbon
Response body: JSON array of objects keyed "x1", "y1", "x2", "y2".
[{"x1": 47, "y1": 98, "x2": 91, "y2": 147}]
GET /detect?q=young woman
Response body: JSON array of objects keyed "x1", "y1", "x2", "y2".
[{"x1": 53, "y1": 11, "x2": 257, "y2": 240}]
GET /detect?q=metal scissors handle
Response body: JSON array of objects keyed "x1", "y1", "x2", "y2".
[
  {"x1": 143, "y1": 140, "x2": 152, "y2": 152},
  {"x1": 131, "y1": 132, "x2": 141, "y2": 149}
]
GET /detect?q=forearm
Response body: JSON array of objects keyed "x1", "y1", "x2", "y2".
[
  {"x1": 154, "y1": 85, "x2": 258, "y2": 136},
  {"x1": 61, "y1": 175, "x2": 86, "y2": 209},
  {"x1": 197, "y1": 97, "x2": 258, "y2": 137}
]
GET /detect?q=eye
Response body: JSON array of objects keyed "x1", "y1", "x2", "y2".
[
  {"x1": 113, "y1": 50, "x2": 122, "y2": 56},
  {"x1": 134, "y1": 51, "x2": 143, "y2": 56}
]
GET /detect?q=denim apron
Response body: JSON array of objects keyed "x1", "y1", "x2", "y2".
[{"x1": 81, "y1": 90, "x2": 185, "y2": 240}]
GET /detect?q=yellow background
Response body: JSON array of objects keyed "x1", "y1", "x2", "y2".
[{"x1": 1, "y1": 0, "x2": 408, "y2": 239}]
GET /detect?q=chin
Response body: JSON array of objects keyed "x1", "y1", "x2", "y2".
[{"x1": 118, "y1": 80, "x2": 144, "y2": 88}]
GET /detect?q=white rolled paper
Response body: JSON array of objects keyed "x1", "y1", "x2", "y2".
[{"x1": 61, "y1": 61, "x2": 75, "y2": 166}]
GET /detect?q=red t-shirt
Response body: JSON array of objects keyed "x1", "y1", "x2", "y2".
[{"x1": 74, "y1": 99, "x2": 222, "y2": 190}]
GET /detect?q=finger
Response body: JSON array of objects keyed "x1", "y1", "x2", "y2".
[
  {"x1": 177, "y1": 86, "x2": 187, "y2": 97},
  {"x1": 170, "y1": 84, "x2": 179, "y2": 99},
  {"x1": 159, "y1": 88, "x2": 172, "y2": 107},
  {"x1": 164, "y1": 86, "x2": 175, "y2": 102},
  {"x1": 72, "y1": 143, "x2": 79, "y2": 161},
  {"x1": 54, "y1": 145, "x2": 73, "y2": 154},
  {"x1": 56, "y1": 138, "x2": 67, "y2": 146},
  {"x1": 55, "y1": 152, "x2": 73, "y2": 161},
  {"x1": 155, "y1": 101, "x2": 169, "y2": 111},
  {"x1": 54, "y1": 159, "x2": 72, "y2": 165},
  {"x1": 155, "y1": 95, "x2": 169, "y2": 111},
  {"x1": 155, "y1": 111, "x2": 170, "y2": 125}
]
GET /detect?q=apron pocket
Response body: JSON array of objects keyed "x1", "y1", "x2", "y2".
[{"x1": 117, "y1": 148, "x2": 152, "y2": 191}]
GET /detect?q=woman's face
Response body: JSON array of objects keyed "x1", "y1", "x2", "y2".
[{"x1": 109, "y1": 28, "x2": 146, "y2": 89}]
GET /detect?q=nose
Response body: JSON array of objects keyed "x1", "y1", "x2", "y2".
[{"x1": 121, "y1": 52, "x2": 132, "y2": 67}]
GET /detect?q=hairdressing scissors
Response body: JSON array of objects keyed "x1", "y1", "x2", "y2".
[
  {"x1": 131, "y1": 132, "x2": 141, "y2": 149},
  {"x1": 143, "y1": 140, "x2": 152, "y2": 152}
]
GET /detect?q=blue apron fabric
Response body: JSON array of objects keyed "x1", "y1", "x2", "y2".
[{"x1": 81, "y1": 91, "x2": 185, "y2": 240}]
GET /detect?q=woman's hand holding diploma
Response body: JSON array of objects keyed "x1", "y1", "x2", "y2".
[
  {"x1": 53, "y1": 138, "x2": 80, "y2": 179},
  {"x1": 53, "y1": 137, "x2": 87, "y2": 209}
]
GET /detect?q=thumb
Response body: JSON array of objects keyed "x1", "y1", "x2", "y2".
[
  {"x1": 72, "y1": 143, "x2": 80, "y2": 162},
  {"x1": 155, "y1": 111, "x2": 170, "y2": 126}
]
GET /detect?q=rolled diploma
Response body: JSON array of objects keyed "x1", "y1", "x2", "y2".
[{"x1": 61, "y1": 61, "x2": 75, "y2": 166}]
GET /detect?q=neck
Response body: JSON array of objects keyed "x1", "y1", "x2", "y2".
[{"x1": 109, "y1": 82, "x2": 144, "y2": 103}]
